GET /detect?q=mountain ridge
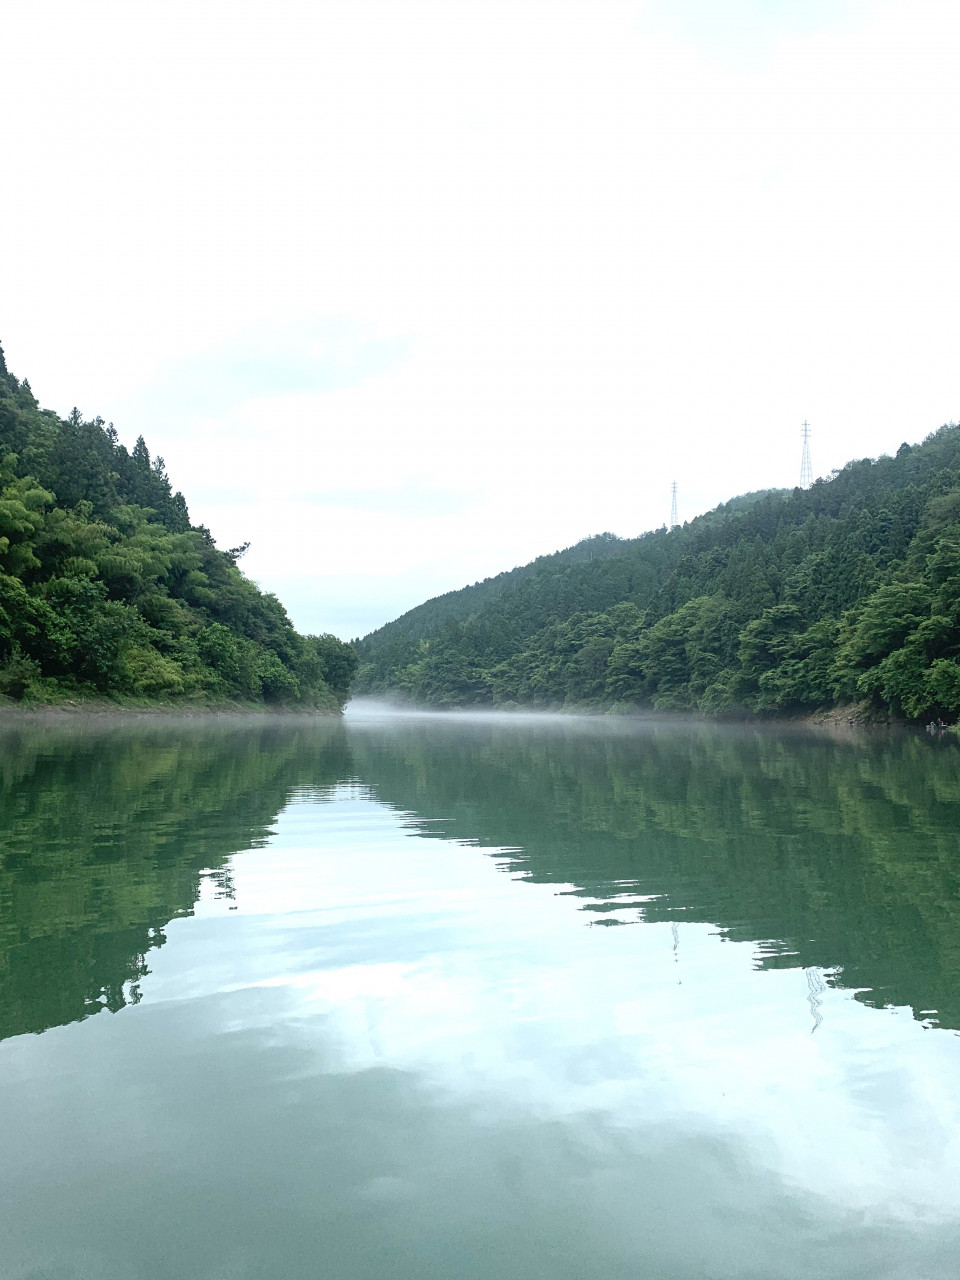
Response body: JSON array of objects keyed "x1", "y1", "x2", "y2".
[
  {"x1": 0, "y1": 343, "x2": 356, "y2": 709},
  {"x1": 355, "y1": 433, "x2": 960, "y2": 722}
]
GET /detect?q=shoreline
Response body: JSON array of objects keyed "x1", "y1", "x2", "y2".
[
  {"x1": 350, "y1": 693, "x2": 896, "y2": 723},
  {"x1": 1, "y1": 697, "x2": 950, "y2": 739},
  {"x1": 345, "y1": 696, "x2": 941, "y2": 735},
  {"x1": 0, "y1": 698, "x2": 344, "y2": 722}
]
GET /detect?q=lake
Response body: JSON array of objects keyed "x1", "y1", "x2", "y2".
[{"x1": 1, "y1": 705, "x2": 959, "y2": 1279}]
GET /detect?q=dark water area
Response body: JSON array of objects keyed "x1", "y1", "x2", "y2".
[{"x1": 1, "y1": 707, "x2": 959, "y2": 1278}]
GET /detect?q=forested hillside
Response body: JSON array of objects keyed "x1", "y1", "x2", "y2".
[
  {"x1": 0, "y1": 344, "x2": 355, "y2": 707},
  {"x1": 361, "y1": 530, "x2": 651, "y2": 650},
  {"x1": 355, "y1": 426, "x2": 960, "y2": 721},
  {"x1": 360, "y1": 491, "x2": 786, "y2": 657}
]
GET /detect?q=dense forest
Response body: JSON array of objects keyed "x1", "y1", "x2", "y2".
[
  {"x1": 0, "y1": 343, "x2": 355, "y2": 708},
  {"x1": 355, "y1": 426, "x2": 960, "y2": 721}
]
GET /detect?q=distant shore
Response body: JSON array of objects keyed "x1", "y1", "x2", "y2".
[
  {"x1": 1, "y1": 696, "x2": 950, "y2": 737},
  {"x1": 345, "y1": 695, "x2": 943, "y2": 732},
  {"x1": 0, "y1": 697, "x2": 344, "y2": 721}
]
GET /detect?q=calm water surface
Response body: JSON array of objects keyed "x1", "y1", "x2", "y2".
[{"x1": 1, "y1": 707, "x2": 960, "y2": 1279}]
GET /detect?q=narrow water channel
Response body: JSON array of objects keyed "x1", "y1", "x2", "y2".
[{"x1": 1, "y1": 708, "x2": 958, "y2": 1279}]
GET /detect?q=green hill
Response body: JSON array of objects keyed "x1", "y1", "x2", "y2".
[
  {"x1": 0, "y1": 343, "x2": 355, "y2": 708},
  {"x1": 355, "y1": 429, "x2": 960, "y2": 721}
]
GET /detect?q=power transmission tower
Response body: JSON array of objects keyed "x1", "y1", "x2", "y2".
[
  {"x1": 800, "y1": 421, "x2": 813, "y2": 489},
  {"x1": 670, "y1": 481, "x2": 678, "y2": 529}
]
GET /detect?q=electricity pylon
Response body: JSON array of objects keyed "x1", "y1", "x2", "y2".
[
  {"x1": 800, "y1": 421, "x2": 813, "y2": 489},
  {"x1": 670, "y1": 481, "x2": 678, "y2": 529}
]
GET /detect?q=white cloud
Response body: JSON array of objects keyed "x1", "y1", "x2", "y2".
[{"x1": 2, "y1": 0, "x2": 959, "y2": 635}]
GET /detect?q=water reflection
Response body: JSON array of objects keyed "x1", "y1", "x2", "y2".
[
  {"x1": 1, "y1": 712, "x2": 960, "y2": 1278},
  {"x1": 2, "y1": 712, "x2": 960, "y2": 1043},
  {"x1": 348, "y1": 712, "x2": 960, "y2": 1030},
  {"x1": 0, "y1": 717, "x2": 350, "y2": 1040}
]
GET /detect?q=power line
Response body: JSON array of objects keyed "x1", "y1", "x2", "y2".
[
  {"x1": 800, "y1": 421, "x2": 813, "y2": 489},
  {"x1": 670, "y1": 480, "x2": 678, "y2": 529}
]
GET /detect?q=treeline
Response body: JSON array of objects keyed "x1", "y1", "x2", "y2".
[
  {"x1": 0, "y1": 343, "x2": 355, "y2": 707},
  {"x1": 360, "y1": 530, "x2": 650, "y2": 649},
  {"x1": 355, "y1": 427, "x2": 960, "y2": 721}
]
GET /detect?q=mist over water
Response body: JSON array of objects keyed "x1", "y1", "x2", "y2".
[{"x1": 1, "y1": 710, "x2": 959, "y2": 1278}]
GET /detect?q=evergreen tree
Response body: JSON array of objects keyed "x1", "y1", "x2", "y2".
[
  {"x1": 357, "y1": 427, "x2": 960, "y2": 722},
  {"x1": 0, "y1": 348, "x2": 355, "y2": 710}
]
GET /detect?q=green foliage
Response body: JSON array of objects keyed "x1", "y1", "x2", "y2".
[
  {"x1": 0, "y1": 646, "x2": 42, "y2": 700},
  {"x1": 0, "y1": 342, "x2": 355, "y2": 709},
  {"x1": 311, "y1": 633, "x2": 361, "y2": 703},
  {"x1": 357, "y1": 425, "x2": 960, "y2": 721}
]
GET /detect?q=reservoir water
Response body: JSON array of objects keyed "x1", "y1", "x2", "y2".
[{"x1": 2, "y1": 706, "x2": 960, "y2": 1279}]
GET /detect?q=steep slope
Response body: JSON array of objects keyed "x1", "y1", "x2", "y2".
[
  {"x1": 356, "y1": 428, "x2": 960, "y2": 721},
  {"x1": 359, "y1": 530, "x2": 636, "y2": 646},
  {"x1": 0, "y1": 343, "x2": 356, "y2": 707}
]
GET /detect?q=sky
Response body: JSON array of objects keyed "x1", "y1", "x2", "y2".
[{"x1": 2, "y1": 0, "x2": 959, "y2": 639}]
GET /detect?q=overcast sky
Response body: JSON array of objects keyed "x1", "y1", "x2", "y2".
[{"x1": 3, "y1": 0, "x2": 959, "y2": 638}]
